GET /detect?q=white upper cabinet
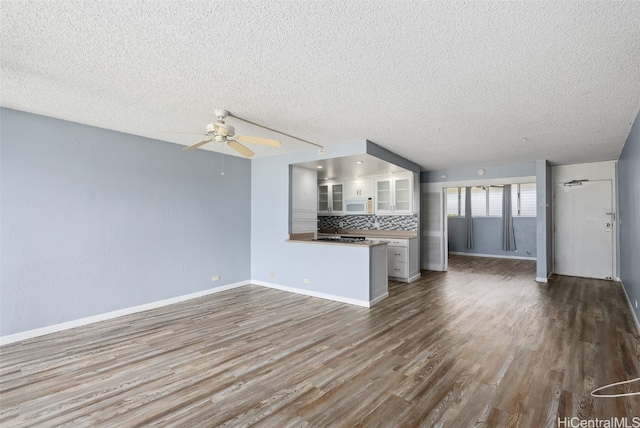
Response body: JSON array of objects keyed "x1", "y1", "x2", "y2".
[
  {"x1": 375, "y1": 174, "x2": 413, "y2": 215},
  {"x1": 318, "y1": 182, "x2": 344, "y2": 215},
  {"x1": 344, "y1": 179, "x2": 374, "y2": 200},
  {"x1": 290, "y1": 166, "x2": 318, "y2": 233},
  {"x1": 292, "y1": 166, "x2": 318, "y2": 211}
]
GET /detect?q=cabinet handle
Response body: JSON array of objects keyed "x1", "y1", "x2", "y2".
[
  {"x1": 394, "y1": 268, "x2": 401, "y2": 271},
  {"x1": 394, "y1": 253, "x2": 401, "y2": 256}
]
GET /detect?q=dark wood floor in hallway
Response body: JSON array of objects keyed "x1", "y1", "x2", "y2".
[{"x1": 2, "y1": 255, "x2": 639, "y2": 427}]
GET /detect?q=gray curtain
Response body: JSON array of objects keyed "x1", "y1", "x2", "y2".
[
  {"x1": 502, "y1": 184, "x2": 516, "y2": 251},
  {"x1": 465, "y1": 187, "x2": 473, "y2": 249}
]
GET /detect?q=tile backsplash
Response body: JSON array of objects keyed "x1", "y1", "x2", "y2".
[{"x1": 319, "y1": 214, "x2": 418, "y2": 231}]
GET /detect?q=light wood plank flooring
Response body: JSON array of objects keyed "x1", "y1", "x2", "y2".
[{"x1": 2, "y1": 255, "x2": 639, "y2": 427}]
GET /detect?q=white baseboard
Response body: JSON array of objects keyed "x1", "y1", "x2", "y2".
[
  {"x1": 423, "y1": 263, "x2": 445, "y2": 271},
  {"x1": 252, "y1": 280, "x2": 372, "y2": 308},
  {"x1": 449, "y1": 251, "x2": 536, "y2": 261},
  {"x1": 0, "y1": 281, "x2": 249, "y2": 346},
  {"x1": 535, "y1": 271, "x2": 553, "y2": 283},
  {"x1": 2, "y1": 278, "x2": 393, "y2": 346},
  {"x1": 408, "y1": 273, "x2": 422, "y2": 283},
  {"x1": 619, "y1": 279, "x2": 640, "y2": 336},
  {"x1": 369, "y1": 292, "x2": 389, "y2": 307}
]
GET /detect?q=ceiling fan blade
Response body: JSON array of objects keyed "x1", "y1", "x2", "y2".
[
  {"x1": 235, "y1": 135, "x2": 282, "y2": 147},
  {"x1": 227, "y1": 140, "x2": 255, "y2": 158},
  {"x1": 183, "y1": 138, "x2": 213, "y2": 151}
]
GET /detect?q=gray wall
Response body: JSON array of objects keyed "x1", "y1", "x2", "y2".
[
  {"x1": 421, "y1": 161, "x2": 536, "y2": 183},
  {"x1": 0, "y1": 108, "x2": 251, "y2": 336},
  {"x1": 251, "y1": 140, "x2": 372, "y2": 300},
  {"x1": 536, "y1": 160, "x2": 552, "y2": 281},
  {"x1": 618, "y1": 109, "x2": 640, "y2": 324},
  {"x1": 448, "y1": 216, "x2": 537, "y2": 258}
]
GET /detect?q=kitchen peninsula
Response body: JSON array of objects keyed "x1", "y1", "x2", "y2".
[
  {"x1": 287, "y1": 228, "x2": 419, "y2": 308},
  {"x1": 276, "y1": 141, "x2": 421, "y2": 310},
  {"x1": 287, "y1": 232, "x2": 389, "y2": 307},
  {"x1": 317, "y1": 228, "x2": 420, "y2": 283}
]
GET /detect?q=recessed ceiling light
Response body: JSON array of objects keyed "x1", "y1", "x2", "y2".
[
  {"x1": 317, "y1": 165, "x2": 323, "y2": 169},
  {"x1": 355, "y1": 160, "x2": 363, "y2": 164}
]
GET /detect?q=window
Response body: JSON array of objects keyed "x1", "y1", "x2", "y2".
[
  {"x1": 488, "y1": 186, "x2": 502, "y2": 216},
  {"x1": 471, "y1": 187, "x2": 487, "y2": 216},
  {"x1": 446, "y1": 183, "x2": 536, "y2": 217},
  {"x1": 446, "y1": 187, "x2": 466, "y2": 216},
  {"x1": 519, "y1": 183, "x2": 536, "y2": 216},
  {"x1": 446, "y1": 188, "x2": 459, "y2": 216}
]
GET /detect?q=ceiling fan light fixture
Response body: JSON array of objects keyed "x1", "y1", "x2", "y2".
[
  {"x1": 186, "y1": 109, "x2": 318, "y2": 159},
  {"x1": 215, "y1": 122, "x2": 234, "y2": 137}
]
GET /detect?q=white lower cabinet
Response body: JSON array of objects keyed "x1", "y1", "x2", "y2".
[{"x1": 367, "y1": 237, "x2": 420, "y2": 283}]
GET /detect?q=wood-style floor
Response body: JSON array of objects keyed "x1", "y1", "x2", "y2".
[{"x1": 1, "y1": 255, "x2": 639, "y2": 427}]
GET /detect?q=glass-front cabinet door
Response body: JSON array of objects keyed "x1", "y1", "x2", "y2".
[
  {"x1": 375, "y1": 174, "x2": 413, "y2": 215},
  {"x1": 318, "y1": 184, "x2": 330, "y2": 214},
  {"x1": 318, "y1": 182, "x2": 343, "y2": 215},
  {"x1": 394, "y1": 177, "x2": 412, "y2": 213},
  {"x1": 331, "y1": 184, "x2": 343, "y2": 213},
  {"x1": 375, "y1": 179, "x2": 392, "y2": 214}
]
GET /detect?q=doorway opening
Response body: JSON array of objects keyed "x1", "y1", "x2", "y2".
[{"x1": 422, "y1": 178, "x2": 537, "y2": 273}]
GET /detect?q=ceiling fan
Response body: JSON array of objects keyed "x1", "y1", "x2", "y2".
[{"x1": 183, "y1": 109, "x2": 282, "y2": 158}]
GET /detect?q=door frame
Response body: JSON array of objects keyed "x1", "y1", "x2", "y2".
[
  {"x1": 422, "y1": 176, "x2": 537, "y2": 272},
  {"x1": 552, "y1": 179, "x2": 615, "y2": 280},
  {"x1": 551, "y1": 161, "x2": 618, "y2": 281}
]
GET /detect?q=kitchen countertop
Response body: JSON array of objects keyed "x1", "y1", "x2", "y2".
[
  {"x1": 317, "y1": 228, "x2": 418, "y2": 239},
  {"x1": 287, "y1": 229, "x2": 417, "y2": 247},
  {"x1": 287, "y1": 236, "x2": 387, "y2": 248}
]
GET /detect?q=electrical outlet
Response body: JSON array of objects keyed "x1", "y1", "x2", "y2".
[
  {"x1": 303, "y1": 278, "x2": 311, "y2": 284},
  {"x1": 339, "y1": 221, "x2": 344, "y2": 228},
  {"x1": 212, "y1": 275, "x2": 220, "y2": 282},
  {"x1": 269, "y1": 272, "x2": 275, "y2": 278},
  {"x1": 635, "y1": 300, "x2": 638, "y2": 309}
]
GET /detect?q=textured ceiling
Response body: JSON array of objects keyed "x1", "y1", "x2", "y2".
[{"x1": 2, "y1": 1, "x2": 639, "y2": 170}]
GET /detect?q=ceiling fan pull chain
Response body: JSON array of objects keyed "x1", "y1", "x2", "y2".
[{"x1": 221, "y1": 144, "x2": 225, "y2": 176}]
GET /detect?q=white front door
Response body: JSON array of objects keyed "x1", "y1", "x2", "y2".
[{"x1": 553, "y1": 180, "x2": 614, "y2": 280}]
